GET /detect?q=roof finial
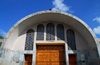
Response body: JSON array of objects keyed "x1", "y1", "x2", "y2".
[{"x1": 49, "y1": 9, "x2": 51, "y2": 10}]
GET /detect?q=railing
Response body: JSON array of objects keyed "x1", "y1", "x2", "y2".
[{"x1": 69, "y1": 62, "x2": 76, "y2": 65}]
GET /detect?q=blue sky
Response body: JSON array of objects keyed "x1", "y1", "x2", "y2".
[{"x1": 0, "y1": 0, "x2": 100, "y2": 38}]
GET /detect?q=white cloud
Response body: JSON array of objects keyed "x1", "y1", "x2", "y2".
[
  {"x1": 52, "y1": 0, "x2": 73, "y2": 13},
  {"x1": 93, "y1": 26, "x2": 100, "y2": 35},
  {"x1": 0, "y1": 29, "x2": 6, "y2": 37},
  {"x1": 93, "y1": 17, "x2": 100, "y2": 23}
]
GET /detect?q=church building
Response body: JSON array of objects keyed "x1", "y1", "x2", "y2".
[{"x1": 0, "y1": 10, "x2": 100, "y2": 65}]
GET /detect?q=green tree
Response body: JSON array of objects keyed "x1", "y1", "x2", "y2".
[{"x1": 0, "y1": 35, "x2": 4, "y2": 39}]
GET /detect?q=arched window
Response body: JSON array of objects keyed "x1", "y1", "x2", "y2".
[
  {"x1": 37, "y1": 24, "x2": 44, "y2": 40},
  {"x1": 57, "y1": 24, "x2": 65, "y2": 40},
  {"x1": 46, "y1": 23, "x2": 55, "y2": 40},
  {"x1": 67, "y1": 29, "x2": 76, "y2": 50},
  {"x1": 25, "y1": 29, "x2": 34, "y2": 50}
]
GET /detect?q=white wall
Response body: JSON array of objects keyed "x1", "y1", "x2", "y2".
[{"x1": 4, "y1": 26, "x2": 19, "y2": 49}]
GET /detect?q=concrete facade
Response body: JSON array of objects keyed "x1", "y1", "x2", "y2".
[{"x1": 0, "y1": 10, "x2": 100, "y2": 65}]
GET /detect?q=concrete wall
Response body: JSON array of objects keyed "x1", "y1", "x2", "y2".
[
  {"x1": 0, "y1": 49, "x2": 99, "y2": 65},
  {"x1": 4, "y1": 26, "x2": 19, "y2": 49},
  {"x1": 66, "y1": 50, "x2": 99, "y2": 65}
]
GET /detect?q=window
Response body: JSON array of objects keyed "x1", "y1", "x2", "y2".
[
  {"x1": 67, "y1": 29, "x2": 76, "y2": 50},
  {"x1": 37, "y1": 24, "x2": 44, "y2": 40},
  {"x1": 57, "y1": 24, "x2": 64, "y2": 40},
  {"x1": 46, "y1": 23, "x2": 55, "y2": 40},
  {"x1": 25, "y1": 29, "x2": 34, "y2": 50}
]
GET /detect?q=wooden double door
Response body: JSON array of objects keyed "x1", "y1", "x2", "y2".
[{"x1": 36, "y1": 45, "x2": 66, "y2": 65}]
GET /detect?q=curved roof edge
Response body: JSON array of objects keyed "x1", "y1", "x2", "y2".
[{"x1": 1, "y1": 10, "x2": 100, "y2": 57}]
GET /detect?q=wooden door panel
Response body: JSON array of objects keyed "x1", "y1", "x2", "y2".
[
  {"x1": 69, "y1": 54, "x2": 76, "y2": 65},
  {"x1": 69, "y1": 55, "x2": 76, "y2": 62},
  {"x1": 36, "y1": 53, "x2": 50, "y2": 61},
  {"x1": 36, "y1": 45, "x2": 66, "y2": 65},
  {"x1": 25, "y1": 54, "x2": 32, "y2": 65}
]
